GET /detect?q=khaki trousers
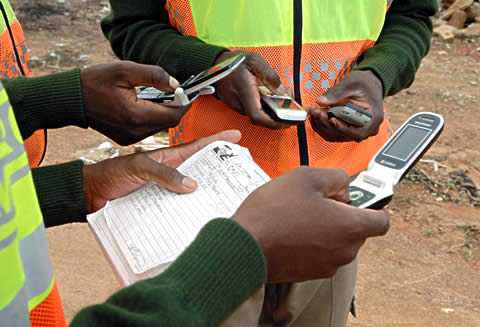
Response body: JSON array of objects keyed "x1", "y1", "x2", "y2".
[{"x1": 222, "y1": 257, "x2": 358, "y2": 327}]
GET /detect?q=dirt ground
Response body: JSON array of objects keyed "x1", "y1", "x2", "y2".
[{"x1": 12, "y1": 0, "x2": 480, "y2": 325}]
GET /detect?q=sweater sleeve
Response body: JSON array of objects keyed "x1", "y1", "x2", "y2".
[
  {"x1": 70, "y1": 218, "x2": 267, "y2": 327},
  {"x1": 354, "y1": 0, "x2": 439, "y2": 97},
  {"x1": 1, "y1": 69, "x2": 87, "y2": 140},
  {"x1": 101, "y1": 0, "x2": 228, "y2": 83},
  {"x1": 31, "y1": 160, "x2": 89, "y2": 227}
]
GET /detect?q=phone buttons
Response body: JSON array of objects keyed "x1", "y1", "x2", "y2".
[{"x1": 350, "y1": 190, "x2": 364, "y2": 201}]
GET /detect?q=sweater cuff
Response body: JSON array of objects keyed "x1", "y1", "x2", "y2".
[
  {"x1": 2, "y1": 69, "x2": 87, "y2": 140},
  {"x1": 354, "y1": 47, "x2": 404, "y2": 98},
  {"x1": 161, "y1": 218, "x2": 266, "y2": 323},
  {"x1": 32, "y1": 160, "x2": 88, "y2": 227}
]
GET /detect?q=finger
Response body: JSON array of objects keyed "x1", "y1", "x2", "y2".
[
  {"x1": 138, "y1": 155, "x2": 198, "y2": 193},
  {"x1": 247, "y1": 54, "x2": 281, "y2": 91},
  {"x1": 316, "y1": 83, "x2": 357, "y2": 107},
  {"x1": 300, "y1": 167, "x2": 350, "y2": 201},
  {"x1": 359, "y1": 209, "x2": 390, "y2": 237},
  {"x1": 238, "y1": 70, "x2": 290, "y2": 129},
  {"x1": 148, "y1": 130, "x2": 242, "y2": 166},
  {"x1": 118, "y1": 61, "x2": 180, "y2": 91}
]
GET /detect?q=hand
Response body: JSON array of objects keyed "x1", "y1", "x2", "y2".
[
  {"x1": 81, "y1": 61, "x2": 189, "y2": 145},
  {"x1": 214, "y1": 51, "x2": 293, "y2": 130},
  {"x1": 83, "y1": 130, "x2": 241, "y2": 213},
  {"x1": 310, "y1": 70, "x2": 384, "y2": 143},
  {"x1": 232, "y1": 167, "x2": 390, "y2": 283}
]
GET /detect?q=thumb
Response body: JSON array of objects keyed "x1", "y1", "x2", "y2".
[
  {"x1": 120, "y1": 61, "x2": 180, "y2": 91},
  {"x1": 359, "y1": 209, "x2": 390, "y2": 237},
  {"x1": 138, "y1": 155, "x2": 198, "y2": 193},
  {"x1": 316, "y1": 83, "x2": 355, "y2": 107}
]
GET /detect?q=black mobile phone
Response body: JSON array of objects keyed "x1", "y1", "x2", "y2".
[{"x1": 136, "y1": 55, "x2": 246, "y2": 105}]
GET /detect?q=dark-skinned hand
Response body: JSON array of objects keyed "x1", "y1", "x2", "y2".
[
  {"x1": 309, "y1": 70, "x2": 384, "y2": 143},
  {"x1": 81, "y1": 61, "x2": 189, "y2": 146},
  {"x1": 233, "y1": 167, "x2": 390, "y2": 283},
  {"x1": 82, "y1": 130, "x2": 241, "y2": 213},
  {"x1": 214, "y1": 50, "x2": 296, "y2": 130}
]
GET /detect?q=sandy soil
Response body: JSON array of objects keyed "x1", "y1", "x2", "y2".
[{"x1": 11, "y1": 0, "x2": 480, "y2": 325}]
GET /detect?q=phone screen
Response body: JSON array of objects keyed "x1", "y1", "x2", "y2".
[
  {"x1": 268, "y1": 96, "x2": 304, "y2": 110},
  {"x1": 185, "y1": 55, "x2": 243, "y2": 87}
]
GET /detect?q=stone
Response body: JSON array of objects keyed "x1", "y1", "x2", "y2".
[
  {"x1": 465, "y1": 23, "x2": 480, "y2": 37},
  {"x1": 466, "y1": 2, "x2": 480, "y2": 21},
  {"x1": 448, "y1": 10, "x2": 468, "y2": 29},
  {"x1": 442, "y1": 0, "x2": 474, "y2": 20},
  {"x1": 29, "y1": 56, "x2": 44, "y2": 69},
  {"x1": 46, "y1": 52, "x2": 59, "y2": 65},
  {"x1": 433, "y1": 24, "x2": 457, "y2": 41},
  {"x1": 77, "y1": 55, "x2": 90, "y2": 63},
  {"x1": 432, "y1": 17, "x2": 446, "y2": 27}
]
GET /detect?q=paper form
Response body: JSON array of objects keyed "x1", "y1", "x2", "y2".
[{"x1": 103, "y1": 141, "x2": 270, "y2": 275}]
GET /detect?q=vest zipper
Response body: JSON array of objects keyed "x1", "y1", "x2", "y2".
[
  {"x1": 0, "y1": 1, "x2": 26, "y2": 76},
  {"x1": 293, "y1": 0, "x2": 309, "y2": 166}
]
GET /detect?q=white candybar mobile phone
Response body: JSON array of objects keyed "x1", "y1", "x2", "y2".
[
  {"x1": 349, "y1": 112, "x2": 444, "y2": 209},
  {"x1": 259, "y1": 86, "x2": 307, "y2": 122},
  {"x1": 136, "y1": 54, "x2": 246, "y2": 106}
]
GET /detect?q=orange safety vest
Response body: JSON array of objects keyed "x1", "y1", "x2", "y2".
[
  {"x1": 167, "y1": 0, "x2": 394, "y2": 177},
  {"x1": 0, "y1": 0, "x2": 46, "y2": 168}
]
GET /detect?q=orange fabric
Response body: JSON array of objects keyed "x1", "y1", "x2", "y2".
[
  {"x1": 170, "y1": 43, "x2": 392, "y2": 177},
  {"x1": 29, "y1": 282, "x2": 67, "y2": 327},
  {"x1": 0, "y1": 19, "x2": 46, "y2": 167},
  {"x1": 165, "y1": 0, "x2": 197, "y2": 37}
]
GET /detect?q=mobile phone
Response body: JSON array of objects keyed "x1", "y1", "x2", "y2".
[
  {"x1": 328, "y1": 103, "x2": 372, "y2": 127},
  {"x1": 136, "y1": 55, "x2": 246, "y2": 106},
  {"x1": 349, "y1": 112, "x2": 444, "y2": 209},
  {"x1": 259, "y1": 86, "x2": 307, "y2": 122}
]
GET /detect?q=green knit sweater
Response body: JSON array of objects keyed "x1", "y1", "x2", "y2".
[{"x1": 101, "y1": 0, "x2": 438, "y2": 97}]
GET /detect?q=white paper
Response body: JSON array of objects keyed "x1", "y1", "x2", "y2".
[{"x1": 90, "y1": 141, "x2": 270, "y2": 279}]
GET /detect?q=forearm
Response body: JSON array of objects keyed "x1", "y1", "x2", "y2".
[
  {"x1": 355, "y1": 0, "x2": 438, "y2": 96},
  {"x1": 2, "y1": 69, "x2": 87, "y2": 140},
  {"x1": 71, "y1": 218, "x2": 266, "y2": 327},
  {"x1": 102, "y1": 0, "x2": 227, "y2": 82},
  {"x1": 32, "y1": 160, "x2": 89, "y2": 227}
]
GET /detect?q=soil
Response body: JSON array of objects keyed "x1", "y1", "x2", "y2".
[{"x1": 12, "y1": 0, "x2": 480, "y2": 325}]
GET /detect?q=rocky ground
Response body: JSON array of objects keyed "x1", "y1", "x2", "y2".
[{"x1": 10, "y1": 0, "x2": 480, "y2": 325}]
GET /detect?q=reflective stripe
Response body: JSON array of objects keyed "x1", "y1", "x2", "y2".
[
  {"x1": 0, "y1": 96, "x2": 26, "y2": 227},
  {"x1": 0, "y1": 284, "x2": 30, "y2": 327},
  {"x1": 0, "y1": 227, "x2": 16, "y2": 250},
  {"x1": 20, "y1": 224, "x2": 55, "y2": 311}
]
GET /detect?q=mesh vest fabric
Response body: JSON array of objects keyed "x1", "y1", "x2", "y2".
[
  {"x1": 0, "y1": 0, "x2": 46, "y2": 168},
  {"x1": 167, "y1": 0, "x2": 394, "y2": 177},
  {"x1": 0, "y1": 82, "x2": 66, "y2": 327}
]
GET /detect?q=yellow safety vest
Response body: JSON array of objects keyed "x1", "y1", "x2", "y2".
[
  {"x1": 0, "y1": 81, "x2": 66, "y2": 326},
  {"x1": 168, "y1": 0, "x2": 394, "y2": 177}
]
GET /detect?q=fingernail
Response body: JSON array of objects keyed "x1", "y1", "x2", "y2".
[
  {"x1": 182, "y1": 176, "x2": 197, "y2": 189},
  {"x1": 318, "y1": 96, "x2": 328, "y2": 103},
  {"x1": 169, "y1": 76, "x2": 180, "y2": 89}
]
